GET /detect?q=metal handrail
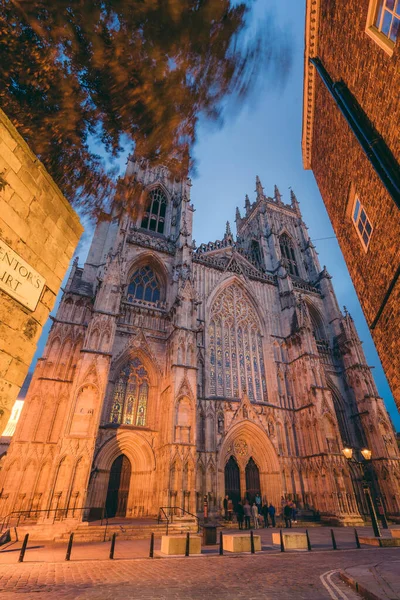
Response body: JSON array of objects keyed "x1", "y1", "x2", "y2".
[
  {"x1": 158, "y1": 506, "x2": 200, "y2": 533},
  {"x1": 0, "y1": 506, "x2": 108, "y2": 535},
  {"x1": 157, "y1": 507, "x2": 170, "y2": 535}
]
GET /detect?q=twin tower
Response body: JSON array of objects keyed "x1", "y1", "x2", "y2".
[{"x1": 0, "y1": 157, "x2": 399, "y2": 525}]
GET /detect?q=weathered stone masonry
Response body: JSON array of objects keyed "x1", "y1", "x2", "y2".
[{"x1": 0, "y1": 108, "x2": 83, "y2": 435}]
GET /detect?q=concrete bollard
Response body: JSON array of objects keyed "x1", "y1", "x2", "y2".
[
  {"x1": 330, "y1": 529, "x2": 337, "y2": 550},
  {"x1": 306, "y1": 529, "x2": 312, "y2": 551},
  {"x1": 149, "y1": 532, "x2": 154, "y2": 558},
  {"x1": 219, "y1": 531, "x2": 223, "y2": 556},
  {"x1": 65, "y1": 533, "x2": 74, "y2": 561},
  {"x1": 18, "y1": 534, "x2": 29, "y2": 563},
  {"x1": 185, "y1": 532, "x2": 190, "y2": 557},
  {"x1": 109, "y1": 533, "x2": 116, "y2": 559}
]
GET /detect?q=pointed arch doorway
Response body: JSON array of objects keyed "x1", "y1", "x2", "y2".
[
  {"x1": 245, "y1": 457, "x2": 261, "y2": 504},
  {"x1": 105, "y1": 455, "x2": 131, "y2": 518},
  {"x1": 224, "y1": 456, "x2": 241, "y2": 509}
]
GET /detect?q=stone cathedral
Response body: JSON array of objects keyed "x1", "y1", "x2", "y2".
[{"x1": 1, "y1": 157, "x2": 399, "y2": 526}]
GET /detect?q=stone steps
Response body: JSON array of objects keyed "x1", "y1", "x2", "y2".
[{"x1": 56, "y1": 522, "x2": 199, "y2": 542}]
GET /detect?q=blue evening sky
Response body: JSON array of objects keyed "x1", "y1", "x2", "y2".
[{"x1": 31, "y1": 0, "x2": 399, "y2": 429}]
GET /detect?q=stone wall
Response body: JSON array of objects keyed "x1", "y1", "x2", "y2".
[
  {"x1": 0, "y1": 108, "x2": 83, "y2": 435},
  {"x1": 304, "y1": 0, "x2": 400, "y2": 410}
]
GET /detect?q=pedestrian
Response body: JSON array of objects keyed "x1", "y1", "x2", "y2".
[
  {"x1": 236, "y1": 501, "x2": 244, "y2": 530},
  {"x1": 251, "y1": 502, "x2": 259, "y2": 529},
  {"x1": 268, "y1": 503, "x2": 276, "y2": 527},
  {"x1": 261, "y1": 503, "x2": 269, "y2": 528},
  {"x1": 255, "y1": 492, "x2": 262, "y2": 514},
  {"x1": 223, "y1": 495, "x2": 229, "y2": 520},
  {"x1": 227, "y1": 498, "x2": 234, "y2": 522},
  {"x1": 291, "y1": 501, "x2": 297, "y2": 523},
  {"x1": 284, "y1": 503, "x2": 292, "y2": 528},
  {"x1": 244, "y1": 501, "x2": 251, "y2": 529}
]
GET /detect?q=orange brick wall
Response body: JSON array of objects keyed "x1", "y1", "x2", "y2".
[{"x1": 308, "y1": 1, "x2": 400, "y2": 408}]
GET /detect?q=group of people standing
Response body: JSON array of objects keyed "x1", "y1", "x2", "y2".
[
  {"x1": 223, "y1": 494, "x2": 298, "y2": 529},
  {"x1": 223, "y1": 494, "x2": 276, "y2": 529}
]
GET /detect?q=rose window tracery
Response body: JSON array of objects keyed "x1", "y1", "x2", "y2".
[{"x1": 209, "y1": 284, "x2": 267, "y2": 401}]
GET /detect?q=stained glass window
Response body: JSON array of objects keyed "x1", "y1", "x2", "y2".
[
  {"x1": 127, "y1": 265, "x2": 161, "y2": 303},
  {"x1": 279, "y1": 234, "x2": 299, "y2": 276},
  {"x1": 109, "y1": 358, "x2": 149, "y2": 426},
  {"x1": 141, "y1": 188, "x2": 167, "y2": 234},
  {"x1": 209, "y1": 284, "x2": 267, "y2": 401},
  {"x1": 209, "y1": 324, "x2": 216, "y2": 395}
]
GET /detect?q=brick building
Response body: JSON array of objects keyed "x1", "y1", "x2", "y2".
[{"x1": 302, "y1": 0, "x2": 400, "y2": 410}]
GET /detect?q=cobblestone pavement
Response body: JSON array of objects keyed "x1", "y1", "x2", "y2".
[{"x1": 0, "y1": 548, "x2": 399, "y2": 599}]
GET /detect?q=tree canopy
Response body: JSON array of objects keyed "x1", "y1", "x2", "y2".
[{"x1": 0, "y1": 1, "x2": 291, "y2": 217}]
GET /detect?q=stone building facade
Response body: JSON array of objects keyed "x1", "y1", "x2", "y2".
[
  {"x1": 302, "y1": 0, "x2": 400, "y2": 409},
  {"x1": 0, "y1": 158, "x2": 399, "y2": 525},
  {"x1": 0, "y1": 108, "x2": 83, "y2": 437}
]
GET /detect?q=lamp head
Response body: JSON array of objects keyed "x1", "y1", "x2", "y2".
[
  {"x1": 342, "y1": 446, "x2": 353, "y2": 460},
  {"x1": 361, "y1": 448, "x2": 372, "y2": 461}
]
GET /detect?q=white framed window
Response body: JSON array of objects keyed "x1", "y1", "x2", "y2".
[
  {"x1": 366, "y1": 0, "x2": 400, "y2": 56},
  {"x1": 352, "y1": 196, "x2": 373, "y2": 251}
]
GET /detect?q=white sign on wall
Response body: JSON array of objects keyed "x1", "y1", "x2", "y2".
[{"x1": 0, "y1": 238, "x2": 46, "y2": 311}]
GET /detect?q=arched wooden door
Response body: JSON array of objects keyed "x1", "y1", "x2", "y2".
[
  {"x1": 245, "y1": 457, "x2": 261, "y2": 504},
  {"x1": 225, "y1": 456, "x2": 241, "y2": 509},
  {"x1": 105, "y1": 454, "x2": 131, "y2": 518}
]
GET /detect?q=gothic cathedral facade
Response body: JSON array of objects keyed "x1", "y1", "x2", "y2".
[{"x1": 1, "y1": 158, "x2": 399, "y2": 524}]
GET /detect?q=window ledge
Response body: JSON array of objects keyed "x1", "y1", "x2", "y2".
[{"x1": 365, "y1": 26, "x2": 395, "y2": 57}]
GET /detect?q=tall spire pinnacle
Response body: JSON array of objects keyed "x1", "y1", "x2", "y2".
[
  {"x1": 255, "y1": 175, "x2": 264, "y2": 200},
  {"x1": 225, "y1": 221, "x2": 232, "y2": 236},
  {"x1": 290, "y1": 188, "x2": 301, "y2": 214},
  {"x1": 274, "y1": 185, "x2": 283, "y2": 204},
  {"x1": 245, "y1": 194, "x2": 251, "y2": 214},
  {"x1": 236, "y1": 206, "x2": 241, "y2": 221}
]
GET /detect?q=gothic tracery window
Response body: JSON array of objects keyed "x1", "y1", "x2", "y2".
[
  {"x1": 279, "y1": 234, "x2": 299, "y2": 276},
  {"x1": 127, "y1": 265, "x2": 161, "y2": 303},
  {"x1": 109, "y1": 358, "x2": 149, "y2": 426},
  {"x1": 209, "y1": 284, "x2": 267, "y2": 402},
  {"x1": 141, "y1": 188, "x2": 167, "y2": 234}
]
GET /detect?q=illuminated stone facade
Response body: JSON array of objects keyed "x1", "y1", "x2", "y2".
[
  {"x1": 0, "y1": 108, "x2": 83, "y2": 436},
  {"x1": 1, "y1": 158, "x2": 399, "y2": 524}
]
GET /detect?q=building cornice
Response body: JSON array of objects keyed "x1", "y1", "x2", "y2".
[{"x1": 302, "y1": 0, "x2": 321, "y2": 170}]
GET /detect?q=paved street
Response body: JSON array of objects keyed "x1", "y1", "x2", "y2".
[
  {"x1": 0, "y1": 527, "x2": 400, "y2": 599},
  {"x1": 0, "y1": 549, "x2": 396, "y2": 600}
]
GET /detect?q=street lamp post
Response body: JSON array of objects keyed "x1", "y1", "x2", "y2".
[{"x1": 342, "y1": 446, "x2": 385, "y2": 538}]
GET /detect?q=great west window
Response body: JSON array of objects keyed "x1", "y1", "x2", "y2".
[
  {"x1": 109, "y1": 358, "x2": 149, "y2": 426},
  {"x1": 208, "y1": 284, "x2": 267, "y2": 402}
]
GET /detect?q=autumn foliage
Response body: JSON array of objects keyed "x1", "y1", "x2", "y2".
[{"x1": 0, "y1": 1, "x2": 291, "y2": 216}]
